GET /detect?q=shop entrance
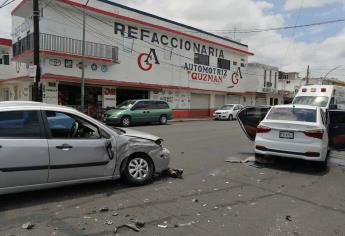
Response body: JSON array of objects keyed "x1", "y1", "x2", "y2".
[
  {"x1": 58, "y1": 83, "x2": 103, "y2": 118},
  {"x1": 116, "y1": 88, "x2": 149, "y2": 105}
]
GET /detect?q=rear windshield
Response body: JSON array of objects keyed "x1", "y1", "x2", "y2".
[
  {"x1": 266, "y1": 107, "x2": 317, "y2": 123},
  {"x1": 293, "y1": 96, "x2": 329, "y2": 107}
]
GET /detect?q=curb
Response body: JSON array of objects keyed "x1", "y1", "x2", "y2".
[{"x1": 170, "y1": 118, "x2": 213, "y2": 122}]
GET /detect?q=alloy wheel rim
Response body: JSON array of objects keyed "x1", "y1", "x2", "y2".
[
  {"x1": 161, "y1": 116, "x2": 167, "y2": 123},
  {"x1": 128, "y1": 158, "x2": 149, "y2": 180},
  {"x1": 123, "y1": 118, "x2": 130, "y2": 126}
]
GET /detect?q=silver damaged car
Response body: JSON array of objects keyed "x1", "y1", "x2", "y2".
[{"x1": 0, "y1": 102, "x2": 170, "y2": 195}]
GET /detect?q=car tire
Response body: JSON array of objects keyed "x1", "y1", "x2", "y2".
[
  {"x1": 316, "y1": 160, "x2": 328, "y2": 170},
  {"x1": 159, "y1": 115, "x2": 168, "y2": 125},
  {"x1": 121, "y1": 116, "x2": 131, "y2": 127},
  {"x1": 123, "y1": 154, "x2": 154, "y2": 185},
  {"x1": 228, "y1": 114, "x2": 233, "y2": 121},
  {"x1": 254, "y1": 153, "x2": 265, "y2": 163}
]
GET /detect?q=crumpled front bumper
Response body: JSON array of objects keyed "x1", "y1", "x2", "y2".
[{"x1": 151, "y1": 147, "x2": 171, "y2": 173}]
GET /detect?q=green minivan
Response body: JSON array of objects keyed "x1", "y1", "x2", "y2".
[{"x1": 103, "y1": 100, "x2": 173, "y2": 127}]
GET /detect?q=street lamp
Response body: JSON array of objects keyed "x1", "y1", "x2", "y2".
[
  {"x1": 321, "y1": 65, "x2": 342, "y2": 84},
  {"x1": 81, "y1": 0, "x2": 90, "y2": 110}
]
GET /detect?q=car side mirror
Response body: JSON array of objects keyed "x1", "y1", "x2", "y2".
[{"x1": 329, "y1": 104, "x2": 338, "y2": 110}]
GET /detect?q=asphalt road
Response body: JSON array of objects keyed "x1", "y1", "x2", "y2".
[{"x1": 1, "y1": 120, "x2": 345, "y2": 236}]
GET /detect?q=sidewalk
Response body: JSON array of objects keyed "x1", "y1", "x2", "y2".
[{"x1": 170, "y1": 117, "x2": 213, "y2": 122}]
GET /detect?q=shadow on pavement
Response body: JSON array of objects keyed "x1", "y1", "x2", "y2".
[
  {"x1": 0, "y1": 176, "x2": 173, "y2": 212},
  {"x1": 253, "y1": 157, "x2": 330, "y2": 176}
]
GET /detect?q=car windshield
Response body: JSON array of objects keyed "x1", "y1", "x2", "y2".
[
  {"x1": 220, "y1": 105, "x2": 234, "y2": 110},
  {"x1": 266, "y1": 107, "x2": 317, "y2": 123},
  {"x1": 117, "y1": 100, "x2": 136, "y2": 109},
  {"x1": 293, "y1": 96, "x2": 329, "y2": 107}
]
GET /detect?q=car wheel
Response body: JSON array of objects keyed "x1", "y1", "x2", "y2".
[
  {"x1": 159, "y1": 115, "x2": 168, "y2": 125},
  {"x1": 228, "y1": 114, "x2": 233, "y2": 121},
  {"x1": 121, "y1": 116, "x2": 131, "y2": 127},
  {"x1": 123, "y1": 155, "x2": 154, "y2": 185},
  {"x1": 254, "y1": 153, "x2": 265, "y2": 163},
  {"x1": 316, "y1": 160, "x2": 328, "y2": 170}
]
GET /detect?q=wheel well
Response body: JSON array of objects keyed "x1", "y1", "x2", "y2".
[{"x1": 120, "y1": 152, "x2": 155, "y2": 175}]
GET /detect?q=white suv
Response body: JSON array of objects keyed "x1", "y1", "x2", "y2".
[{"x1": 213, "y1": 104, "x2": 243, "y2": 120}]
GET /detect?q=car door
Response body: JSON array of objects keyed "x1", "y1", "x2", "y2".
[
  {"x1": 0, "y1": 110, "x2": 49, "y2": 189},
  {"x1": 237, "y1": 106, "x2": 271, "y2": 141},
  {"x1": 43, "y1": 110, "x2": 116, "y2": 183},
  {"x1": 130, "y1": 101, "x2": 150, "y2": 123},
  {"x1": 328, "y1": 110, "x2": 345, "y2": 150}
]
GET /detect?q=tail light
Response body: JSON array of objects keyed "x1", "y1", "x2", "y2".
[
  {"x1": 304, "y1": 129, "x2": 324, "y2": 139},
  {"x1": 302, "y1": 88, "x2": 307, "y2": 92},
  {"x1": 321, "y1": 88, "x2": 326, "y2": 92},
  {"x1": 257, "y1": 125, "x2": 271, "y2": 133}
]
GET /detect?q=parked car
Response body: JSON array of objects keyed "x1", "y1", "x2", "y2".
[
  {"x1": 0, "y1": 101, "x2": 170, "y2": 195},
  {"x1": 104, "y1": 100, "x2": 172, "y2": 127},
  {"x1": 237, "y1": 104, "x2": 345, "y2": 167},
  {"x1": 213, "y1": 104, "x2": 243, "y2": 120}
]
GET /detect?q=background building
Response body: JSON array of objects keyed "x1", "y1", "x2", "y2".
[
  {"x1": 247, "y1": 63, "x2": 283, "y2": 106},
  {"x1": 4, "y1": 0, "x2": 256, "y2": 118}
]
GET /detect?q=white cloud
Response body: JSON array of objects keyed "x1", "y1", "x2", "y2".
[{"x1": 284, "y1": 0, "x2": 344, "y2": 11}]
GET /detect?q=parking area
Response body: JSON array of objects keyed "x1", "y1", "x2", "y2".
[{"x1": 1, "y1": 120, "x2": 345, "y2": 236}]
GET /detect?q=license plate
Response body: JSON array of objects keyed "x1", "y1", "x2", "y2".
[{"x1": 279, "y1": 131, "x2": 294, "y2": 139}]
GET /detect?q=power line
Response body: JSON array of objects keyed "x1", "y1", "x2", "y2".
[
  {"x1": 179, "y1": 18, "x2": 345, "y2": 34},
  {"x1": 0, "y1": 0, "x2": 16, "y2": 8}
]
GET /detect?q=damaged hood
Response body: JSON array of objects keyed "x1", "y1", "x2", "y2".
[{"x1": 121, "y1": 128, "x2": 162, "y2": 142}]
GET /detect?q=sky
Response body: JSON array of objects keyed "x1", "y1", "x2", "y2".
[{"x1": 1, "y1": 0, "x2": 345, "y2": 80}]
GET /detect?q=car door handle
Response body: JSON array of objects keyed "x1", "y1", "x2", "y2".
[
  {"x1": 0, "y1": 145, "x2": 2, "y2": 149},
  {"x1": 56, "y1": 144, "x2": 73, "y2": 150}
]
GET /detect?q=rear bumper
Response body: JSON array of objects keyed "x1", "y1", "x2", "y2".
[{"x1": 255, "y1": 137, "x2": 327, "y2": 161}]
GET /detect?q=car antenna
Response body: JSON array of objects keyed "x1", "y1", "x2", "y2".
[{"x1": 292, "y1": 104, "x2": 295, "y2": 113}]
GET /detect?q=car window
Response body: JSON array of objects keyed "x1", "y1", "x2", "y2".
[
  {"x1": 155, "y1": 101, "x2": 169, "y2": 109},
  {"x1": 293, "y1": 96, "x2": 329, "y2": 107},
  {"x1": 45, "y1": 111, "x2": 101, "y2": 139},
  {"x1": 133, "y1": 101, "x2": 149, "y2": 110},
  {"x1": 0, "y1": 111, "x2": 42, "y2": 138},
  {"x1": 266, "y1": 108, "x2": 317, "y2": 123},
  {"x1": 220, "y1": 105, "x2": 234, "y2": 110}
]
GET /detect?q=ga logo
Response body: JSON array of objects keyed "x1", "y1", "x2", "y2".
[
  {"x1": 228, "y1": 67, "x2": 243, "y2": 89},
  {"x1": 137, "y1": 48, "x2": 160, "y2": 71}
]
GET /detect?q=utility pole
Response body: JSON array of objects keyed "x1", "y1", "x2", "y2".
[
  {"x1": 81, "y1": 0, "x2": 90, "y2": 110},
  {"x1": 33, "y1": 0, "x2": 41, "y2": 101},
  {"x1": 306, "y1": 65, "x2": 310, "y2": 86}
]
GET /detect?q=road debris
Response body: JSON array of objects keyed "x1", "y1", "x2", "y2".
[
  {"x1": 22, "y1": 222, "x2": 35, "y2": 230},
  {"x1": 158, "y1": 224, "x2": 168, "y2": 228},
  {"x1": 224, "y1": 157, "x2": 242, "y2": 163},
  {"x1": 285, "y1": 215, "x2": 292, "y2": 221},
  {"x1": 114, "y1": 219, "x2": 145, "y2": 233},
  {"x1": 112, "y1": 212, "x2": 119, "y2": 216},
  {"x1": 162, "y1": 168, "x2": 184, "y2": 179},
  {"x1": 105, "y1": 220, "x2": 113, "y2": 225},
  {"x1": 192, "y1": 198, "x2": 199, "y2": 203},
  {"x1": 99, "y1": 207, "x2": 109, "y2": 213}
]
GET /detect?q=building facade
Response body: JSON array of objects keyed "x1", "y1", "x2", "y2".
[
  {"x1": 247, "y1": 63, "x2": 284, "y2": 106},
  {"x1": 3, "y1": 0, "x2": 257, "y2": 118}
]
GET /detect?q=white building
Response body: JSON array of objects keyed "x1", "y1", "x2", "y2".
[
  {"x1": 3, "y1": 0, "x2": 256, "y2": 118},
  {"x1": 278, "y1": 72, "x2": 303, "y2": 103},
  {"x1": 247, "y1": 63, "x2": 283, "y2": 106},
  {"x1": 0, "y1": 38, "x2": 33, "y2": 101}
]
